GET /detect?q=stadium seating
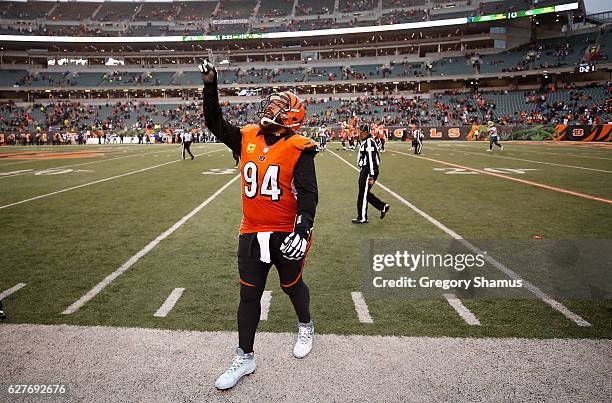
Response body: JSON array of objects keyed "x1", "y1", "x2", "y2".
[
  {"x1": 208, "y1": 23, "x2": 250, "y2": 35},
  {"x1": 431, "y1": 57, "x2": 475, "y2": 76},
  {"x1": 73, "y1": 73, "x2": 104, "y2": 88},
  {"x1": 177, "y1": 1, "x2": 219, "y2": 21},
  {"x1": 258, "y1": 0, "x2": 293, "y2": 18},
  {"x1": 0, "y1": 69, "x2": 28, "y2": 87},
  {"x1": 479, "y1": 51, "x2": 527, "y2": 74},
  {"x1": 251, "y1": 24, "x2": 290, "y2": 33},
  {"x1": 380, "y1": 9, "x2": 427, "y2": 24},
  {"x1": 382, "y1": 0, "x2": 427, "y2": 8},
  {"x1": 151, "y1": 72, "x2": 175, "y2": 86},
  {"x1": 93, "y1": 2, "x2": 139, "y2": 21},
  {"x1": 273, "y1": 68, "x2": 306, "y2": 83},
  {"x1": 600, "y1": 29, "x2": 612, "y2": 59},
  {"x1": 173, "y1": 71, "x2": 201, "y2": 85},
  {"x1": 25, "y1": 72, "x2": 74, "y2": 88},
  {"x1": 134, "y1": 3, "x2": 180, "y2": 21},
  {"x1": 307, "y1": 67, "x2": 344, "y2": 81},
  {"x1": 479, "y1": 32, "x2": 598, "y2": 73},
  {"x1": 0, "y1": 1, "x2": 53, "y2": 19},
  {"x1": 215, "y1": 0, "x2": 254, "y2": 19},
  {"x1": 388, "y1": 62, "x2": 426, "y2": 77},
  {"x1": 0, "y1": 85, "x2": 608, "y2": 133},
  {"x1": 289, "y1": 19, "x2": 339, "y2": 31},
  {"x1": 295, "y1": 0, "x2": 335, "y2": 16},
  {"x1": 338, "y1": 0, "x2": 378, "y2": 13},
  {"x1": 128, "y1": 26, "x2": 171, "y2": 37},
  {"x1": 350, "y1": 64, "x2": 384, "y2": 79},
  {"x1": 479, "y1": 0, "x2": 532, "y2": 15},
  {"x1": 99, "y1": 72, "x2": 160, "y2": 86},
  {"x1": 49, "y1": 3, "x2": 99, "y2": 21}
]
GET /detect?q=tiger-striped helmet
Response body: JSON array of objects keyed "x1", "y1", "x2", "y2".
[{"x1": 257, "y1": 91, "x2": 306, "y2": 131}]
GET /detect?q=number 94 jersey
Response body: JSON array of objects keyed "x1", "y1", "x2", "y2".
[{"x1": 239, "y1": 124, "x2": 317, "y2": 234}]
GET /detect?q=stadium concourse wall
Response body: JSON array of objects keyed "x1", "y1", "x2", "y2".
[{"x1": 1, "y1": 125, "x2": 610, "y2": 146}]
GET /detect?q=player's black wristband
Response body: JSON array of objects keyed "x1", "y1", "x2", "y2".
[{"x1": 294, "y1": 212, "x2": 314, "y2": 238}]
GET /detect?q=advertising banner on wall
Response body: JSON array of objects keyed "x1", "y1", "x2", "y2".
[{"x1": 367, "y1": 125, "x2": 611, "y2": 142}]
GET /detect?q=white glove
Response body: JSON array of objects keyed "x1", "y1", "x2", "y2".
[
  {"x1": 198, "y1": 60, "x2": 216, "y2": 83},
  {"x1": 280, "y1": 232, "x2": 309, "y2": 260}
]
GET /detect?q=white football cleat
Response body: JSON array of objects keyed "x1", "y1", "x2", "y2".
[
  {"x1": 293, "y1": 321, "x2": 314, "y2": 358},
  {"x1": 486, "y1": 149, "x2": 491, "y2": 152},
  {"x1": 215, "y1": 348, "x2": 256, "y2": 390}
]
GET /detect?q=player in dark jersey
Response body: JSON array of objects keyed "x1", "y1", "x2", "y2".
[{"x1": 200, "y1": 60, "x2": 318, "y2": 390}]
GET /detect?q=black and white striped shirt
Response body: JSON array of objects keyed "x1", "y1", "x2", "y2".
[{"x1": 357, "y1": 136, "x2": 380, "y2": 176}]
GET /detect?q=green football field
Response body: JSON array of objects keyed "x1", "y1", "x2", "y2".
[{"x1": 1, "y1": 141, "x2": 610, "y2": 339}]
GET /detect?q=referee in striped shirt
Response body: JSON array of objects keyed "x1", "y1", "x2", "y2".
[
  {"x1": 181, "y1": 130, "x2": 195, "y2": 160},
  {"x1": 353, "y1": 123, "x2": 390, "y2": 224}
]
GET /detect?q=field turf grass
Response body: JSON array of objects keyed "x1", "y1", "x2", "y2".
[{"x1": 1, "y1": 141, "x2": 610, "y2": 339}]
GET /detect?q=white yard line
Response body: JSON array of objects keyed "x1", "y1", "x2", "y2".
[
  {"x1": 443, "y1": 294, "x2": 481, "y2": 326},
  {"x1": 391, "y1": 149, "x2": 612, "y2": 205},
  {"x1": 154, "y1": 288, "x2": 185, "y2": 318},
  {"x1": 0, "y1": 283, "x2": 26, "y2": 300},
  {"x1": 0, "y1": 147, "x2": 186, "y2": 179},
  {"x1": 330, "y1": 150, "x2": 591, "y2": 327},
  {"x1": 421, "y1": 146, "x2": 612, "y2": 174},
  {"x1": 484, "y1": 144, "x2": 612, "y2": 160},
  {"x1": 0, "y1": 149, "x2": 223, "y2": 210},
  {"x1": 260, "y1": 291, "x2": 273, "y2": 321},
  {"x1": 62, "y1": 174, "x2": 240, "y2": 315},
  {"x1": 351, "y1": 291, "x2": 374, "y2": 324}
]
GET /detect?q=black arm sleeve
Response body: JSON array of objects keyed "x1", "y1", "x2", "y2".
[
  {"x1": 292, "y1": 148, "x2": 318, "y2": 236},
  {"x1": 203, "y1": 77, "x2": 242, "y2": 155}
]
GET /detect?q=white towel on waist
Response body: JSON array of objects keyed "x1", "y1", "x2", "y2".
[{"x1": 257, "y1": 232, "x2": 273, "y2": 263}]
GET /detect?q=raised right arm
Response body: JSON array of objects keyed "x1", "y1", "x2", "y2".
[{"x1": 199, "y1": 61, "x2": 242, "y2": 155}]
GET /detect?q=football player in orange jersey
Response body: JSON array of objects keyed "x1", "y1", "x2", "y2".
[
  {"x1": 199, "y1": 60, "x2": 318, "y2": 390},
  {"x1": 377, "y1": 123, "x2": 386, "y2": 152}
]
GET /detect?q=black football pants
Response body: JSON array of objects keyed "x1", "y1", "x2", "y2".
[
  {"x1": 237, "y1": 232, "x2": 312, "y2": 353},
  {"x1": 182, "y1": 140, "x2": 194, "y2": 159},
  {"x1": 357, "y1": 169, "x2": 386, "y2": 221}
]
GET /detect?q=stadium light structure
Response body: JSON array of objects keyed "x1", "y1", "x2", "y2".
[{"x1": 0, "y1": 2, "x2": 579, "y2": 44}]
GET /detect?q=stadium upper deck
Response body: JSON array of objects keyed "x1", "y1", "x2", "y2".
[
  {"x1": 0, "y1": 0, "x2": 586, "y2": 39},
  {"x1": 0, "y1": 0, "x2": 609, "y2": 102},
  {"x1": 0, "y1": 0, "x2": 529, "y2": 23}
]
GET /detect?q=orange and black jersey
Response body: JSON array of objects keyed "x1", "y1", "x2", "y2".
[{"x1": 203, "y1": 80, "x2": 318, "y2": 235}]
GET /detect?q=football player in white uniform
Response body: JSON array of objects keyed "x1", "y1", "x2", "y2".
[{"x1": 486, "y1": 121, "x2": 503, "y2": 151}]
